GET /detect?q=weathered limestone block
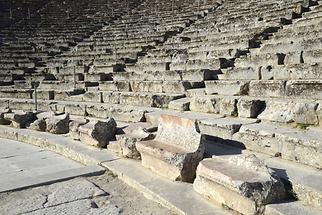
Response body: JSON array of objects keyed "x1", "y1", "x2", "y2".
[
  {"x1": 249, "y1": 80, "x2": 285, "y2": 98},
  {"x1": 259, "y1": 100, "x2": 319, "y2": 125},
  {"x1": 237, "y1": 97, "x2": 265, "y2": 118},
  {"x1": 79, "y1": 118, "x2": 117, "y2": 148},
  {"x1": 116, "y1": 124, "x2": 155, "y2": 159},
  {"x1": 65, "y1": 103, "x2": 86, "y2": 116},
  {"x1": 219, "y1": 97, "x2": 238, "y2": 116},
  {"x1": 102, "y1": 92, "x2": 120, "y2": 104},
  {"x1": 28, "y1": 118, "x2": 47, "y2": 131},
  {"x1": 292, "y1": 102, "x2": 319, "y2": 125},
  {"x1": 193, "y1": 154, "x2": 286, "y2": 215},
  {"x1": 136, "y1": 114, "x2": 204, "y2": 182},
  {"x1": 85, "y1": 104, "x2": 146, "y2": 122},
  {"x1": 205, "y1": 80, "x2": 249, "y2": 96},
  {"x1": 82, "y1": 91, "x2": 102, "y2": 103},
  {"x1": 190, "y1": 96, "x2": 219, "y2": 113},
  {"x1": 259, "y1": 99, "x2": 294, "y2": 123},
  {"x1": 69, "y1": 118, "x2": 89, "y2": 140},
  {"x1": 0, "y1": 108, "x2": 11, "y2": 125},
  {"x1": 162, "y1": 81, "x2": 204, "y2": 93},
  {"x1": 168, "y1": 98, "x2": 190, "y2": 111},
  {"x1": 4, "y1": 110, "x2": 36, "y2": 128},
  {"x1": 198, "y1": 117, "x2": 258, "y2": 140},
  {"x1": 284, "y1": 51, "x2": 302, "y2": 65},
  {"x1": 99, "y1": 81, "x2": 130, "y2": 91},
  {"x1": 45, "y1": 113, "x2": 70, "y2": 134},
  {"x1": 233, "y1": 123, "x2": 322, "y2": 169},
  {"x1": 286, "y1": 80, "x2": 322, "y2": 99},
  {"x1": 34, "y1": 90, "x2": 54, "y2": 100},
  {"x1": 130, "y1": 81, "x2": 163, "y2": 93}
]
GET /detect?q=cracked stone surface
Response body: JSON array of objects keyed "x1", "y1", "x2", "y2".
[{"x1": 0, "y1": 173, "x2": 177, "y2": 215}]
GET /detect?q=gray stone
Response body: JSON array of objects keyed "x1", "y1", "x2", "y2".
[
  {"x1": 69, "y1": 118, "x2": 89, "y2": 140},
  {"x1": 0, "y1": 108, "x2": 11, "y2": 125},
  {"x1": 259, "y1": 100, "x2": 319, "y2": 124},
  {"x1": 193, "y1": 154, "x2": 286, "y2": 215},
  {"x1": 46, "y1": 113, "x2": 70, "y2": 134},
  {"x1": 205, "y1": 80, "x2": 249, "y2": 96},
  {"x1": 44, "y1": 178, "x2": 106, "y2": 207},
  {"x1": 168, "y1": 98, "x2": 190, "y2": 111},
  {"x1": 136, "y1": 114, "x2": 204, "y2": 182},
  {"x1": 4, "y1": 110, "x2": 36, "y2": 128},
  {"x1": 258, "y1": 100, "x2": 294, "y2": 123},
  {"x1": 237, "y1": 97, "x2": 265, "y2": 118},
  {"x1": 286, "y1": 80, "x2": 322, "y2": 99},
  {"x1": 293, "y1": 102, "x2": 319, "y2": 125},
  {"x1": 28, "y1": 118, "x2": 47, "y2": 131},
  {"x1": 249, "y1": 80, "x2": 286, "y2": 98},
  {"x1": 265, "y1": 201, "x2": 322, "y2": 215},
  {"x1": 26, "y1": 199, "x2": 121, "y2": 215},
  {"x1": 79, "y1": 118, "x2": 117, "y2": 148},
  {"x1": 117, "y1": 124, "x2": 155, "y2": 159},
  {"x1": 190, "y1": 96, "x2": 219, "y2": 114},
  {"x1": 219, "y1": 97, "x2": 238, "y2": 116},
  {"x1": 233, "y1": 122, "x2": 322, "y2": 169}
]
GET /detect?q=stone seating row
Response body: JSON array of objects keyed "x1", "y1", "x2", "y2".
[{"x1": 1, "y1": 104, "x2": 321, "y2": 214}]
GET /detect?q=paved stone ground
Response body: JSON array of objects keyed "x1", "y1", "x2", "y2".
[
  {"x1": 0, "y1": 138, "x2": 176, "y2": 215},
  {"x1": 0, "y1": 173, "x2": 176, "y2": 215},
  {"x1": 0, "y1": 138, "x2": 83, "y2": 184}
]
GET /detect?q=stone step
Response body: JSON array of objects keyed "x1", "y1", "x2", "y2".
[
  {"x1": 205, "y1": 80, "x2": 250, "y2": 96},
  {"x1": 193, "y1": 154, "x2": 287, "y2": 215},
  {"x1": 206, "y1": 142, "x2": 322, "y2": 210},
  {"x1": 113, "y1": 69, "x2": 219, "y2": 82},
  {"x1": 260, "y1": 63, "x2": 322, "y2": 80},
  {"x1": 1, "y1": 98, "x2": 154, "y2": 123},
  {"x1": 232, "y1": 122, "x2": 322, "y2": 169},
  {"x1": 218, "y1": 67, "x2": 259, "y2": 80},
  {"x1": 130, "y1": 80, "x2": 204, "y2": 93},
  {"x1": 265, "y1": 201, "x2": 321, "y2": 215},
  {"x1": 249, "y1": 80, "x2": 322, "y2": 99},
  {"x1": 0, "y1": 89, "x2": 33, "y2": 99},
  {"x1": 168, "y1": 97, "x2": 191, "y2": 111}
]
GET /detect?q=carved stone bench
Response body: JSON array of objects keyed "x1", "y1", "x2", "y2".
[{"x1": 136, "y1": 114, "x2": 204, "y2": 182}]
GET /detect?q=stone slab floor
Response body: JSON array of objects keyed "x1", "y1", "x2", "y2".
[
  {"x1": 0, "y1": 138, "x2": 84, "y2": 184},
  {"x1": 0, "y1": 139, "x2": 176, "y2": 215}
]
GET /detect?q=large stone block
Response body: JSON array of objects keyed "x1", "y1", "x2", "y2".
[
  {"x1": 168, "y1": 98, "x2": 190, "y2": 111},
  {"x1": 190, "y1": 96, "x2": 219, "y2": 114},
  {"x1": 233, "y1": 123, "x2": 322, "y2": 169},
  {"x1": 130, "y1": 81, "x2": 163, "y2": 93},
  {"x1": 286, "y1": 80, "x2": 322, "y2": 99},
  {"x1": 193, "y1": 154, "x2": 286, "y2": 215},
  {"x1": 115, "y1": 123, "x2": 155, "y2": 159},
  {"x1": 0, "y1": 108, "x2": 11, "y2": 125},
  {"x1": 4, "y1": 110, "x2": 36, "y2": 128},
  {"x1": 82, "y1": 91, "x2": 102, "y2": 103},
  {"x1": 79, "y1": 118, "x2": 117, "y2": 148},
  {"x1": 69, "y1": 118, "x2": 89, "y2": 140},
  {"x1": 259, "y1": 99, "x2": 319, "y2": 125},
  {"x1": 85, "y1": 104, "x2": 146, "y2": 122},
  {"x1": 45, "y1": 113, "x2": 70, "y2": 134},
  {"x1": 198, "y1": 117, "x2": 258, "y2": 140},
  {"x1": 205, "y1": 80, "x2": 249, "y2": 96},
  {"x1": 249, "y1": 80, "x2": 285, "y2": 98},
  {"x1": 237, "y1": 97, "x2": 265, "y2": 118},
  {"x1": 136, "y1": 114, "x2": 204, "y2": 182}
]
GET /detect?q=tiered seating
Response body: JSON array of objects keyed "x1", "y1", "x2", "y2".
[
  {"x1": 0, "y1": 0, "x2": 321, "y2": 214},
  {"x1": 37, "y1": 0, "x2": 218, "y2": 109},
  {"x1": 0, "y1": 0, "x2": 50, "y2": 29},
  {"x1": 0, "y1": 0, "x2": 142, "y2": 91}
]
